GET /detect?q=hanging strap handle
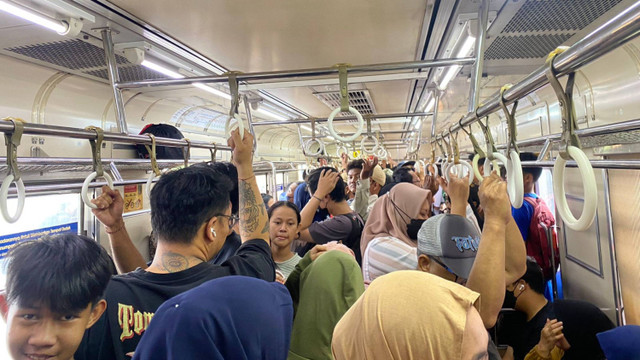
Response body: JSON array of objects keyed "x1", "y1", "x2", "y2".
[
  {"x1": 441, "y1": 130, "x2": 453, "y2": 163},
  {"x1": 337, "y1": 64, "x2": 350, "y2": 112},
  {"x1": 144, "y1": 134, "x2": 162, "y2": 177},
  {"x1": 2, "y1": 117, "x2": 24, "y2": 181},
  {"x1": 459, "y1": 118, "x2": 485, "y2": 158},
  {"x1": 210, "y1": 143, "x2": 217, "y2": 162},
  {"x1": 449, "y1": 126, "x2": 460, "y2": 164},
  {"x1": 85, "y1": 126, "x2": 105, "y2": 177},
  {"x1": 476, "y1": 115, "x2": 497, "y2": 160},
  {"x1": 499, "y1": 84, "x2": 520, "y2": 154},
  {"x1": 545, "y1": 46, "x2": 580, "y2": 159},
  {"x1": 182, "y1": 138, "x2": 191, "y2": 167}
]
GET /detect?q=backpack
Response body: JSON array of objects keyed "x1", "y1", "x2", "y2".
[{"x1": 523, "y1": 196, "x2": 560, "y2": 281}]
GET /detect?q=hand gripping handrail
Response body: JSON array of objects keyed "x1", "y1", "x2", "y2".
[
  {"x1": 0, "y1": 118, "x2": 26, "y2": 223},
  {"x1": 303, "y1": 119, "x2": 325, "y2": 157},
  {"x1": 81, "y1": 126, "x2": 114, "y2": 209},
  {"x1": 326, "y1": 64, "x2": 364, "y2": 142},
  {"x1": 443, "y1": 126, "x2": 474, "y2": 185},
  {"x1": 224, "y1": 72, "x2": 245, "y2": 140},
  {"x1": 499, "y1": 85, "x2": 524, "y2": 208},
  {"x1": 144, "y1": 134, "x2": 162, "y2": 199},
  {"x1": 546, "y1": 48, "x2": 597, "y2": 231}
]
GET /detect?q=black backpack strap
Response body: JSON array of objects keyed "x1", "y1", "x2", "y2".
[{"x1": 345, "y1": 213, "x2": 364, "y2": 265}]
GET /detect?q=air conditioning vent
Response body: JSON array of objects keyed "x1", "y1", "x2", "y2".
[
  {"x1": 485, "y1": 33, "x2": 573, "y2": 60},
  {"x1": 313, "y1": 89, "x2": 376, "y2": 116}
]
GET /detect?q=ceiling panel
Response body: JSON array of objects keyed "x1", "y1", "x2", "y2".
[{"x1": 107, "y1": 0, "x2": 429, "y2": 73}]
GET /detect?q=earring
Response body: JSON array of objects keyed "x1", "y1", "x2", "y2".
[{"x1": 210, "y1": 228, "x2": 217, "y2": 237}]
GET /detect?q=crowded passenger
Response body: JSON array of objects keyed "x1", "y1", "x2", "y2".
[
  {"x1": 268, "y1": 201, "x2": 303, "y2": 281},
  {"x1": 292, "y1": 170, "x2": 330, "y2": 256},
  {"x1": 297, "y1": 167, "x2": 365, "y2": 265},
  {"x1": 0, "y1": 234, "x2": 113, "y2": 360},
  {"x1": 75, "y1": 129, "x2": 274, "y2": 360},
  {"x1": 331, "y1": 271, "x2": 488, "y2": 360},
  {"x1": 596, "y1": 325, "x2": 640, "y2": 360},
  {"x1": 345, "y1": 158, "x2": 364, "y2": 203},
  {"x1": 468, "y1": 154, "x2": 485, "y2": 228},
  {"x1": 362, "y1": 236, "x2": 417, "y2": 286},
  {"x1": 417, "y1": 172, "x2": 526, "y2": 328},
  {"x1": 498, "y1": 258, "x2": 614, "y2": 360},
  {"x1": 392, "y1": 165, "x2": 421, "y2": 186},
  {"x1": 349, "y1": 157, "x2": 386, "y2": 222},
  {"x1": 286, "y1": 244, "x2": 364, "y2": 360},
  {"x1": 132, "y1": 276, "x2": 293, "y2": 360},
  {"x1": 262, "y1": 193, "x2": 275, "y2": 209},
  {"x1": 360, "y1": 182, "x2": 432, "y2": 257}
]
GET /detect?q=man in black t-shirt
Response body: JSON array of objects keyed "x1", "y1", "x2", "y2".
[
  {"x1": 75, "y1": 130, "x2": 274, "y2": 360},
  {"x1": 498, "y1": 259, "x2": 614, "y2": 360},
  {"x1": 298, "y1": 167, "x2": 364, "y2": 265}
]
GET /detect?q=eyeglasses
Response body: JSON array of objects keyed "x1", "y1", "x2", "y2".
[
  {"x1": 213, "y1": 214, "x2": 239, "y2": 230},
  {"x1": 428, "y1": 256, "x2": 466, "y2": 285}
]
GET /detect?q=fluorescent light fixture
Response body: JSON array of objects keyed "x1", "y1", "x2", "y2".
[
  {"x1": 0, "y1": 0, "x2": 69, "y2": 34},
  {"x1": 141, "y1": 59, "x2": 184, "y2": 79},
  {"x1": 439, "y1": 34, "x2": 476, "y2": 90},
  {"x1": 426, "y1": 97, "x2": 436, "y2": 112},
  {"x1": 256, "y1": 108, "x2": 287, "y2": 121},
  {"x1": 300, "y1": 125, "x2": 312, "y2": 132},
  {"x1": 192, "y1": 83, "x2": 232, "y2": 100}
]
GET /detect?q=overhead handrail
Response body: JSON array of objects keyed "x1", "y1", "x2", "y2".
[
  {"x1": 546, "y1": 47, "x2": 597, "y2": 231},
  {"x1": 210, "y1": 142, "x2": 218, "y2": 162},
  {"x1": 326, "y1": 64, "x2": 364, "y2": 142},
  {"x1": 144, "y1": 134, "x2": 162, "y2": 199},
  {"x1": 499, "y1": 84, "x2": 524, "y2": 208},
  {"x1": 224, "y1": 72, "x2": 245, "y2": 140},
  {"x1": 360, "y1": 118, "x2": 380, "y2": 154},
  {"x1": 81, "y1": 126, "x2": 114, "y2": 209},
  {"x1": 443, "y1": 126, "x2": 474, "y2": 185},
  {"x1": 0, "y1": 118, "x2": 26, "y2": 223},
  {"x1": 303, "y1": 119, "x2": 325, "y2": 157}
]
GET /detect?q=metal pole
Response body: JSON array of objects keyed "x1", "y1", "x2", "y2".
[
  {"x1": 468, "y1": 0, "x2": 489, "y2": 113},
  {"x1": 431, "y1": 92, "x2": 441, "y2": 140},
  {"x1": 100, "y1": 28, "x2": 128, "y2": 134},
  {"x1": 602, "y1": 170, "x2": 625, "y2": 326},
  {"x1": 0, "y1": 121, "x2": 228, "y2": 151},
  {"x1": 439, "y1": 1, "x2": 640, "y2": 140},
  {"x1": 521, "y1": 159, "x2": 640, "y2": 170},
  {"x1": 115, "y1": 58, "x2": 476, "y2": 89},
  {"x1": 251, "y1": 111, "x2": 433, "y2": 126}
]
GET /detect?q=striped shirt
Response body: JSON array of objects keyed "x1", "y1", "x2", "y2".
[
  {"x1": 275, "y1": 253, "x2": 302, "y2": 280},
  {"x1": 362, "y1": 236, "x2": 418, "y2": 285}
]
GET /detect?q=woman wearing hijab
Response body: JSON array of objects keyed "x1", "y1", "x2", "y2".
[
  {"x1": 331, "y1": 271, "x2": 489, "y2": 360},
  {"x1": 286, "y1": 245, "x2": 364, "y2": 360},
  {"x1": 360, "y1": 182, "x2": 432, "y2": 257},
  {"x1": 132, "y1": 276, "x2": 293, "y2": 360}
]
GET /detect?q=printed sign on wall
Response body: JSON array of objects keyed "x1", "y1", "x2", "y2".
[
  {"x1": 124, "y1": 184, "x2": 143, "y2": 213},
  {"x1": 0, "y1": 223, "x2": 78, "y2": 258}
]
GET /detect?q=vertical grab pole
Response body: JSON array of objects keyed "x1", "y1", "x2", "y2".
[
  {"x1": 269, "y1": 162, "x2": 277, "y2": 197},
  {"x1": 541, "y1": 223, "x2": 558, "y2": 299},
  {"x1": 100, "y1": 29, "x2": 128, "y2": 134},
  {"x1": 468, "y1": 0, "x2": 489, "y2": 113}
]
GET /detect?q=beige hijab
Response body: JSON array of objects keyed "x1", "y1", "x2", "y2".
[
  {"x1": 331, "y1": 270, "x2": 480, "y2": 360},
  {"x1": 360, "y1": 183, "x2": 432, "y2": 255}
]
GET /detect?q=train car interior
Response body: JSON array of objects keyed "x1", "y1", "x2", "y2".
[{"x1": 1, "y1": 0, "x2": 640, "y2": 358}]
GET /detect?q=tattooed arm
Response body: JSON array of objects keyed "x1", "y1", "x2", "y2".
[{"x1": 229, "y1": 129, "x2": 270, "y2": 244}]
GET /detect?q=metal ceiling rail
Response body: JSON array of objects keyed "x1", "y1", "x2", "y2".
[
  {"x1": 434, "y1": 1, "x2": 640, "y2": 143},
  {"x1": 521, "y1": 160, "x2": 640, "y2": 170},
  {"x1": 0, "y1": 122, "x2": 228, "y2": 151},
  {"x1": 114, "y1": 58, "x2": 476, "y2": 89},
  {"x1": 251, "y1": 111, "x2": 433, "y2": 126}
]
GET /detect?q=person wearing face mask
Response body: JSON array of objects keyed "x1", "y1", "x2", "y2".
[
  {"x1": 360, "y1": 182, "x2": 432, "y2": 258},
  {"x1": 498, "y1": 258, "x2": 614, "y2": 360}
]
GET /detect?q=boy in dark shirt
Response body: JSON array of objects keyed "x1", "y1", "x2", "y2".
[
  {"x1": 75, "y1": 129, "x2": 274, "y2": 360},
  {"x1": 0, "y1": 234, "x2": 112, "y2": 360}
]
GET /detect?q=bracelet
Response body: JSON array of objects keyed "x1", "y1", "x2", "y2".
[
  {"x1": 312, "y1": 195, "x2": 323, "y2": 201},
  {"x1": 239, "y1": 174, "x2": 256, "y2": 181},
  {"x1": 105, "y1": 221, "x2": 125, "y2": 234}
]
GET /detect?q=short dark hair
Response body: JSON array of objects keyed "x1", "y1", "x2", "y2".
[
  {"x1": 520, "y1": 257, "x2": 545, "y2": 294},
  {"x1": 520, "y1": 152, "x2": 542, "y2": 182},
  {"x1": 268, "y1": 201, "x2": 301, "y2": 224},
  {"x1": 379, "y1": 182, "x2": 398, "y2": 197},
  {"x1": 261, "y1": 193, "x2": 273, "y2": 208},
  {"x1": 306, "y1": 167, "x2": 347, "y2": 202},
  {"x1": 392, "y1": 167, "x2": 414, "y2": 184},
  {"x1": 5, "y1": 234, "x2": 112, "y2": 313},
  {"x1": 193, "y1": 161, "x2": 239, "y2": 215},
  {"x1": 347, "y1": 159, "x2": 364, "y2": 172},
  {"x1": 136, "y1": 124, "x2": 185, "y2": 160},
  {"x1": 151, "y1": 165, "x2": 233, "y2": 244}
]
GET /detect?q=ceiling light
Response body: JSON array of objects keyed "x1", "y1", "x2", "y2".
[
  {"x1": 439, "y1": 30, "x2": 476, "y2": 90},
  {"x1": 141, "y1": 59, "x2": 184, "y2": 79},
  {"x1": 192, "y1": 83, "x2": 232, "y2": 100},
  {"x1": 300, "y1": 125, "x2": 312, "y2": 132},
  {"x1": 426, "y1": 98, "x2": 436, "y2": 112},
  {"x1": 0, "y1": 0, "x2": 80, "y2": 35},
  {"x1": 256, "y1": 108, "x2": 287, "y2": 121}
]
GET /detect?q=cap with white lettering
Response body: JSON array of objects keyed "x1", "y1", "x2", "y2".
[{"x1": 417, "y1": 213, "x2": 480, "y2": 279}]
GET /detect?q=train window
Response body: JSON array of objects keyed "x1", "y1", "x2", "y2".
[
  {"x1": 536, "y1": 169, "x2": 556, "y2": 215},
  {"x1": 0, "y1": 193, "x2": 80, "y2": 358}
]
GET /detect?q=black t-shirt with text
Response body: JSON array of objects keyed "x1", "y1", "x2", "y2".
[{"x1": 75, "y1": 239, "x2": 275, "y2": 360}]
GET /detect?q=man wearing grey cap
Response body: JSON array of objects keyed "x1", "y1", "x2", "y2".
[{"x1": 417, "y1": 172, "x2": 526, "y2": 329}]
